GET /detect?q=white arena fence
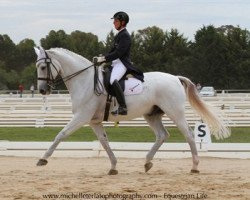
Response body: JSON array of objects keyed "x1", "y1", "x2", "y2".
[
  {"x1": 0, "y1": 141, "x2": 249, "y2": 159},
  {"x1": 0, "y1": 93, "x2": 250, "y2": 127},
  {"x1": 1, "y1": 92, "x2": 250, "y2": 159}
]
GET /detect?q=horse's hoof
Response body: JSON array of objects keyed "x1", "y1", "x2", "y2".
[
  {"x1": 190, "y1": 169, "x2": 200, "y2": 173},
  {"x1": 37, "y1": 159, "x2": 48, "y2": 166},
  {"x1": 108, "y1": 169, "x2": 118, "y2": 175},
  {"x1": 144, "y1": 162, "x2": 153, "y2": 172}
]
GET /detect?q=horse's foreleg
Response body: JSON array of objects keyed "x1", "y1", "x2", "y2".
[
  {"x1": 90, "y1": 122, "x2": 118, "y2": 175},
  {"x1": 37, "y1": 115, "x2": 88, "y2": 166},
  {"x1": 143, "y1": 114, "x2": 169, "y2": 172}
]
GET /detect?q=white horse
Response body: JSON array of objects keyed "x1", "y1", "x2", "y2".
[{"x1": 34, "y1": 47, "x2": 230, "y2": 175}]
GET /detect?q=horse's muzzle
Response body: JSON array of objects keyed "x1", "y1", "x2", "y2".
[
  {"x1": 38, "y1": 82, "x2": 50, "y2": 95},
  {"x1": 39, "y1": 88, "x2": 47, "y2": 95}
]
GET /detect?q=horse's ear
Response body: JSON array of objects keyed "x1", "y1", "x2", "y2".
[
  {"x1": 34, "y1": 47, "x2": 40, "y2": 56},
  {"x1": 34, "y1": 46, "x2": 46, "y2": 60},
  {"x1": 39, "y1": 46, "x2": 46, "y2": 57},
  {"x1": 40, "y1": 46, "x2": 45, "y2": 52}
]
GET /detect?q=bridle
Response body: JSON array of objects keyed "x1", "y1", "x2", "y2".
[
  {"x1": 36, "y1": 50, "x2": 102, "y2": 95},
  {"x1": 36, "y1": 51, "x2": 60, "y2": 89}
]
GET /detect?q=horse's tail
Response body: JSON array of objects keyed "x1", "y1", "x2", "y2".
[{"x1": 178, "y1": 76, "x2": 230, "y2": 139}]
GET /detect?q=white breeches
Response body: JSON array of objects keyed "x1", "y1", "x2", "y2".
[{"x1": 110, "y1": 59, "x2": 127, "y2": 85}]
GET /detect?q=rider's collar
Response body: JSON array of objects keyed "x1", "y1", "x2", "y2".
[{"x1": 117, "y1": 27, "x2": 126, "y2": 33}]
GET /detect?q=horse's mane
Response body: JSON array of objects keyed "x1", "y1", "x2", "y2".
[{"x1": 49, "y1": 48, "x2": 91, "y2": 64}]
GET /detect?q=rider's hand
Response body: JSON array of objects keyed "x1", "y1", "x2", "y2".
[{"x1": 93, "y1": 56, "x2": 106, "y2": 64}]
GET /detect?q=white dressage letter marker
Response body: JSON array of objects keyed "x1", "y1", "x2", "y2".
[{"x1": 194, "y1": 122, "x2": 211, "y2": 143}]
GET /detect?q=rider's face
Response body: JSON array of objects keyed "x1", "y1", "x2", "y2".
[{"x1": 113, "y1": 19, "x2": 122, "y2": 30}]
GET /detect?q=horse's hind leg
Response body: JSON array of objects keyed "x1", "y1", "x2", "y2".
[
  {"x1": 143, "y1": 114, "x2": 169, "y2": 172},
  {"x1": 173, "y1": 116, "x2": 199, "y2": 173},
  {"x1": 89, "y1": 122, "x2": 118, "y2": 175}
]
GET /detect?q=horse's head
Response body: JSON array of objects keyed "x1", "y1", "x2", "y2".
[{"x1": 34, "y1": 47, "x2": 61, "y2": 95}]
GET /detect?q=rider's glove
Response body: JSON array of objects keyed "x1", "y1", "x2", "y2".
[{"x1": 93, "y1": 56, "x2": 106, "y2": 65}]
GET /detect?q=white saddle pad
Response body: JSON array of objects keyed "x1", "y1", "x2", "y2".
[{"x1": 124, "y1": 77, "x2": 143, "y2": 95}]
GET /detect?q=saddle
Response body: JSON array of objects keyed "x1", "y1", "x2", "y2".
[{"x1": 99, "y1": 66, "x2": 143, "y2": 121}]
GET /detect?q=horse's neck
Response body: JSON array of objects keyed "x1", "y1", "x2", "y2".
[
  {"x1": 63, "y1": 66, "x2": 94, "y2": 94},
  {"x1": 57, "y1": 55, "x2": 94, "y2": 99}
]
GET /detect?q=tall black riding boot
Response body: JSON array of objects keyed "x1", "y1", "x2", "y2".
[{"x1": 111, "y1": 80, "x2": 127, "y2": 115}]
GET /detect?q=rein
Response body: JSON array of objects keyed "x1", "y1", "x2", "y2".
[
  {"x1": 36, "y1": 52, "x2": 103, "y2": 95},
  {"x1": 54, "y1": 64, "x2": 95, "y2": 87}
]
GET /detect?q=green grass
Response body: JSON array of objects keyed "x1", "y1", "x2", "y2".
[{"x1": 0, "y1": 127, "x2": 249, "y2": 143}]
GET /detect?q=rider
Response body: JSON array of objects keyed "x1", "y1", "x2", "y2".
[{"x1": 93, "y1": 11, "x2": 144, "y2": 115}]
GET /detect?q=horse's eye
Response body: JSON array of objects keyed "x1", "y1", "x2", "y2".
[{"x1": 41, "y1": 66, "x2": 46, "y2": 71}]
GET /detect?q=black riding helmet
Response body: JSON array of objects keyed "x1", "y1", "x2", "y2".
[{"x1": 111, "y1": 11, "x2": 129, "y2": 25}]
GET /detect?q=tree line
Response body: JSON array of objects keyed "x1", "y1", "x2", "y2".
[{"x1": 0, "y1": 24, "x2": 250, "y2": 90}]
